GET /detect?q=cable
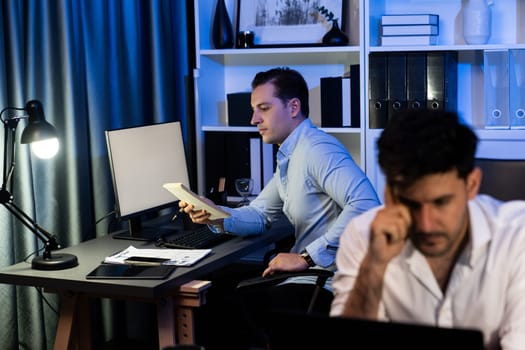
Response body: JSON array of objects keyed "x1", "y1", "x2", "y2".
[{"x1": 34, "y1": 286, "x2": 59, "y2": 316}]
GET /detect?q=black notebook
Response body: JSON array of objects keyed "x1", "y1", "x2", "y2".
[{"x1": 86, "y1": 263, "x2": 176, "y2": 280}]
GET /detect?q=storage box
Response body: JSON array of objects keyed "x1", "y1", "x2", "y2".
[{"x1": 227, "y1": 92, "x2": 252, "y2": 126}]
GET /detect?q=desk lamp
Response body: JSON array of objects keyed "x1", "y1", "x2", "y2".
[{"x1": 0, "y1": 100, "x2": 78, "y2": 270}]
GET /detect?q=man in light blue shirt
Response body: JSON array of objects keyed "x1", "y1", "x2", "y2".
[{"x1": 181, "y1": 67, "x2": 379, "y2": 347}]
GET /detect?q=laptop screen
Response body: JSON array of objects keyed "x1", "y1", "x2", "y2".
[{"x1": 266, "y1": 311, "x2": 484, "y2": 350}]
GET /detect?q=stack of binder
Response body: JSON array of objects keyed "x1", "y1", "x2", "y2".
[
  {"x1": 484, "y1": 49, "x2": 525, "y2": 129},
  {"x1": 369, "y1": 51, "x2": 457, "y2": 129},
  {"x1": 380, "y1": 14, "x2": 439, "y2": 46}
]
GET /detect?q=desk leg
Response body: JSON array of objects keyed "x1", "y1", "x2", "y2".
[
  {"x1": 157, "y1": 297, "x2": 177, "y2": 349},
  {"x1": 54, "y1": 293, "x2": 77, "y2": 350},
  {"x1": 175, "y1": 306, "x2": 195, "y2": 345},
  {"x1": 173, "y1": 280, "x2": 211, "y2": 345},
  {"x1": 53, "y1": 293, "x2": 92, "y2": 350}
]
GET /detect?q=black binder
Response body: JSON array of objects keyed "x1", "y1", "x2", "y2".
[
  {"x1": 320, "y1": 76, "x2": 350, "y2": 127},
  {"x1": 350, "y1": 64, "x2": 361, "y2": 127},
  {"x1": 426, "y1": 52, "x2": 458, "y2": 112},
  {"x1": 369, "y1": 53, "x2": 388, "y2": 128},
  {"x1": 387, "y1": 53, "x2": 407, "y2": 119},
  {"x1": 406, "y1": 53, "x2": 427, "y2": 110}
]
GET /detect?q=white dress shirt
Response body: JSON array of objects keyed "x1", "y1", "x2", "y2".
[{"x1": 331, "y1": 195, "x2": 525, "y2": 350}]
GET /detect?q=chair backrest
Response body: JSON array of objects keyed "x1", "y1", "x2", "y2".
[{"x1": 475, "y1": 158, "x2": 525, "y2": 201}]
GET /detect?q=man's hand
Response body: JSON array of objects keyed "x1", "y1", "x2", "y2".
[
  {"x1": 178, "y1": 199, "x2": 223, "y2": 226},
  {"x1": 369, "y1": 185, "x2": 412, "y2": 266},
  {"x1": 262, "y1": 253, "x2": 309, "y2": 277},
  {"x1": 341, "y1": 186, "x2": 412, "y2": 319}
]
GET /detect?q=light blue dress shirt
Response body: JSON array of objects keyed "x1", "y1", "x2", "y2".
[{"x1": 220, "y1": 118, "x2": 380, "y2": 272}]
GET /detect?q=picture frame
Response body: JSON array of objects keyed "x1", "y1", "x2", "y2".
[{"x1": 236, "y1": 0, "x2": 346, "y2": 48}]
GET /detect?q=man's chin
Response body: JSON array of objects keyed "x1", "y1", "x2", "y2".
[{"x1": 413, "y1": 237, "x2": 449, "y2": 257}]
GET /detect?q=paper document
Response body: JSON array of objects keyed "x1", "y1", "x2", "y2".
[
  {"x1": 163, "y1": 182, "x2": 231, "y2": 220},
  {"x1": 104, "y1": 245, "x2": 212, "y2": 267}
]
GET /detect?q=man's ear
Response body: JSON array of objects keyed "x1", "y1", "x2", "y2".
[
  {"x1": 289, "y1": 98, "x2": 301, "y2": 118},
  {"x1": 466, "y1": 167, "x2": 482, "y2": 199}
]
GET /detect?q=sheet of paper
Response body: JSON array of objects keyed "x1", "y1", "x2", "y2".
[
  {"x1": 162, "y1": 182, "x2": 231, "y2": 220},
  {"x1": 104, "y1": 245, "x2": 212, "y2": 267}
]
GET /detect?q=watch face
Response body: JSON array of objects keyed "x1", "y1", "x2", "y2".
[{"x1": 301, "y1": 252, "x2": 315, "y2": 267}]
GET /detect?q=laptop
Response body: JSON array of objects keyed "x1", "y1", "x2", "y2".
[{"x1": 266, "y1": 311, "x2": 484, "y2": 350}]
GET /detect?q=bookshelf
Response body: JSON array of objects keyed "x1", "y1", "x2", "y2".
[
  {"x1": 192, "y1": 0, "x2": 525, "y2": 199},
  {"x1": 365, "y1": 0, "x2": 525, "y2": 198}
]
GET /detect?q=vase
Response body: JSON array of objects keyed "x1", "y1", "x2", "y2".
[
  {"x1": 322, "y1": 20, "x2": 349, "y2": 46},
  {"x1": 462, "y1": 0, "x2": 492, "y2": 44},
  {"x1": 212, "y1": 0, "x2": 234, "y2": 49}
]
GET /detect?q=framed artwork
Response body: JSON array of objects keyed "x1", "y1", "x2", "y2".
[{"x1": 236, "y1": 0, "x2": 345, "y2": 47}]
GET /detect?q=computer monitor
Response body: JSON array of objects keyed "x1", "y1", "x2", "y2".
[
  {"x1": 105, "y1": 121, "x2": 190, "y2": 241},
  {"x1": 475, "y1": 158, "x2": 525, "y2": 201}
]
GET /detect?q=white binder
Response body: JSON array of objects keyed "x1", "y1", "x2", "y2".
[
  {"x1": 484, "y1": 50, "x2": 510, "y2": 129},
  {"x1": 509, "y1": 49, "x2": 525, "y2": 129}
]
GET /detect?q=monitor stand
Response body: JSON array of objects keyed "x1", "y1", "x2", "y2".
[{"x1": 112, "y1": 217, "x2": 172, "y2": 241}]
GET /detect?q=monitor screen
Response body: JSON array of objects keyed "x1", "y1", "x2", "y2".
[{"x1": 105, "y1": 121, "x2": 190, "y2": 241}]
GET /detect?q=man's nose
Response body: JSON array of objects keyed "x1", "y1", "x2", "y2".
[
  {"x1": 251, "y1": 111, "x2": 260, "y2": 125},
  {"x1": 415, "y1": 204, "x2": 437, "y2": 232}
]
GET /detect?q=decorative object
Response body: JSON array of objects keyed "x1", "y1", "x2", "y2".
[
  {"x1": 212, "y1": 0, "x2": 234, "y2": 49},
  {"x1": 234, "y1": 178, "x2": 254, "y2": 207},
  {"x1": 236, "y1": 30, "x2": 254, "y2": 48},
  {"x1": 236, "y1": 0, "x2": 345, "y2": 47},
  {"x1": 0, "y1": 100, "x2": 78, "y2": 270},
  {"x1": 463, "y1": 0, "x2": 493, "y2": 44},
  {"x1": 316, "y1": 5, "x2": 348, "y2": 45}
]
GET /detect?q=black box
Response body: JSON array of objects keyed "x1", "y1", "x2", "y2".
[{"x1": 227, "y1": 92, "x2": 252, "y2": 126}]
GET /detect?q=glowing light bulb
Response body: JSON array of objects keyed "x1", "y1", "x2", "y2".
[{"x1": 30, "y1": 138, "x2": 59, "y2": 159}]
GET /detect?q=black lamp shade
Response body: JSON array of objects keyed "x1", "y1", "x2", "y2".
[{"x1": 20, "y1": 100, "x2": 58, "y2": 144}]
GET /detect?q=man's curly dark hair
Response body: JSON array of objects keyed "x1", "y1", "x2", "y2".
[{"x1": 377, "y1": 109, "x2": 479, "y2": 189}]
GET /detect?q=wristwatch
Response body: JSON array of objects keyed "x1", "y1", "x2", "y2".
[{"x1": 300, "y1": 250, "x2": 315, "y2": 267}]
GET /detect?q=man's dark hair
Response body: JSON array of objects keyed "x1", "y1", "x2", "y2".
[
  {"x1": 251, "y1": 67, "x2": 310, "y2": 118},
  {"x1": 377, "y1": 109, "x2": 479, "y2": 189}
]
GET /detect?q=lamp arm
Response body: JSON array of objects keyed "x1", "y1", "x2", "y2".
[
  {"x1": 1, "y1": 200, "x2": 60, "y2": 255},
  {"x1": 0, "y1": 107, "x2": 60, "y2": 257}
]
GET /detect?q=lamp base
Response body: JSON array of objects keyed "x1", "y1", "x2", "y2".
[{"x1": 31, "y1": 253, "x2": 79, "y2": 270}]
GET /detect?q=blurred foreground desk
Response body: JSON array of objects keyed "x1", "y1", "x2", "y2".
[{"x1": 0, "y1": 220, "x2": 292, "y2": 349}]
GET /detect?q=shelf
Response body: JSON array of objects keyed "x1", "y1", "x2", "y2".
[
  {"x1": 200, "y1": 46, "x2": 360, "y2": 66},
  {"x1": 475, "y1": 129, "x2": 525, "y2": 141},
  {"x1": 370, "y1": 43, "x2": 525, "y2": 53},
  {"x1": 202, "y1": 125, "x2": 363, "y2": 134}
]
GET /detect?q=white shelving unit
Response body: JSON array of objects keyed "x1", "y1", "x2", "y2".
[
  {"x1": 193, "y1": 0, "x2": 525, "y2": 198},
  {"x1": 365, "y1": 0, "x2": 525, "y2": 199}
]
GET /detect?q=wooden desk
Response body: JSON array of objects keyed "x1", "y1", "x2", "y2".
[{"x1": 0, "y1": 220, "x2": 292, "y2": 349}]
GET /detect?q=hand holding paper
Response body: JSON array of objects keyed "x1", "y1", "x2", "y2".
[{"x1": 163, "y1": 183, "x2": 231, "y2": 220}]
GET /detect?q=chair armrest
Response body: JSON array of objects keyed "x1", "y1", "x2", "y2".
[{"x1": 236, "y1": 268, "x2": 334, "y2": 289}]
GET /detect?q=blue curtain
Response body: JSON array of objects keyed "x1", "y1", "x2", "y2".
[{"x1": 0, "y1": 0, "x2": 193, "y2": 348}]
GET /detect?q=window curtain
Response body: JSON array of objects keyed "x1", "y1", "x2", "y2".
[{"x1": 0, "y1": 0, "x2": 194, "y2": 348}]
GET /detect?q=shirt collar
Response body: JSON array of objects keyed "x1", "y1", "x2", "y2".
[{"x1": 277, "y1": 118, "x2": 312, "y2": 160}]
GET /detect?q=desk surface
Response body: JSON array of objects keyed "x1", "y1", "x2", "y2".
[{"x1": 0, "y1": 219, "x2": 292, "y2": 300}]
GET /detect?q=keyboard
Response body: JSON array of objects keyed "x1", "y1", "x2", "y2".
[{"x1": 160, "y1": 225, "x2": 233, "y2": 249}]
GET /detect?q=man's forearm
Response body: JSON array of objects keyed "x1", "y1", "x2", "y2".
[{"x1": 341, "y1": 253, "x2": 388, "y2": 319}]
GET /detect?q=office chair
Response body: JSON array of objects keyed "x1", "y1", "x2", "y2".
[
  {"x1": 475, "y1": 158, "x2": 525, "y2": 201},
  {"x1": 237, "y1": 268, "x2": 334, "y2": 314},
  {"x1": 236, "y1": 218, "x2": 334, "y2": 314}
]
